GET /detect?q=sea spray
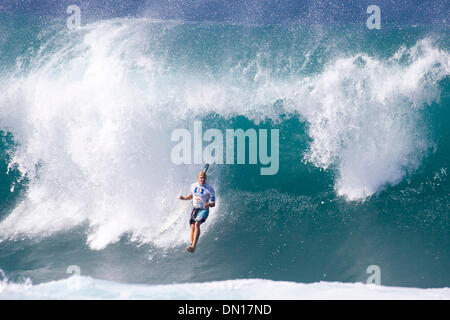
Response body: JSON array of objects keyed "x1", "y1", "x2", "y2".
[{"x1": 0, "y1": 17, "x2": 448, "y2": 288}]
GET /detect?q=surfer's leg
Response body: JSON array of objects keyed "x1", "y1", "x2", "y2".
[
  {"x1": 187, "y1": 209, "x2": 206, "y2": 252},
  {"x1": 187, "y1": 209, "x2": 198, "y2": 252},
  {"x1": 187, "y1": 223, "x2": 195, "y2": 252},
  {"x1": 190, "y1": 223, "x2": 195, "y2": 245},
  {"x1": 191, "y1": 222, "x2": 201, "y2": 251}
]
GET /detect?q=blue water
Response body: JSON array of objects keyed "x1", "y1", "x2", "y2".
[{"x1": 0, "y1": 1, "x2": 448, "y2": 292}]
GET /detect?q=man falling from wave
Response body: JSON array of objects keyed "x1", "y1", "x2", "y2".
[{"x1": 178, "y1": 171, "x2": 215, "y2": 253}]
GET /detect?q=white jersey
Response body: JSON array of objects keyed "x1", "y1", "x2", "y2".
[{"x1": 190, "y1": 183, "x2": 215, "y2": 209}]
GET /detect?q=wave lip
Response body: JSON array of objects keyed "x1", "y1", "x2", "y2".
[
  {"x1": 1, "y1": 276, "x2": 449, "y2": 300},
  {"x1": 298, "y1": 38, "x2": 450, "y2": 200}
]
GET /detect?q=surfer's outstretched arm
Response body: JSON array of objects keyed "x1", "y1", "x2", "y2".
[{"x1": 179, "y1": 194, "x2": 193, "y2": 200}]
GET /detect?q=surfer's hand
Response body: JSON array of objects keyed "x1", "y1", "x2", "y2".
[
  {"x1": 203, "y1": 202, "x2": 210, "y2": 209},
  {"x1": 178, "y1": 195, "x2": 184, "y2": 200}
]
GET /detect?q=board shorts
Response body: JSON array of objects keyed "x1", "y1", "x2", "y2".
[{"x1": 190, "y1": 208, "x2": 209, "y2": 225}]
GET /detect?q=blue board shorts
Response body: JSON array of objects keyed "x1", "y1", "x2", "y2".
[{"x1": 190, "y1": 208, "x2": 209, "y2": 225}]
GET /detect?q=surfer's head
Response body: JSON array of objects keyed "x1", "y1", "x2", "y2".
[{"x1": 198, "y1": 171, "x2": 207, "y2": 184}]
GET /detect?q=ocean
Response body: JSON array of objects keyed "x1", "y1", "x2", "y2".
[{"x1": 0, "y1": 2, "x2": 449, "y2": 299}]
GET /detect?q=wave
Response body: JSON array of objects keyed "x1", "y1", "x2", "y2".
[
  {"x1": 1, "y1": 273, "x2": 449, "y2": 300},
  {"x1": 0, "y1": 18, "x2": 448, "y2": 254}
]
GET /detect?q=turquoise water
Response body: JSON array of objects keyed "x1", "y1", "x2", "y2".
[{"x1": 0, "y1": 13, "x2": 448, "y2": 289}]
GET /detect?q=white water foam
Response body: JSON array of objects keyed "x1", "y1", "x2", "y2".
[
  {"x1": 0, "y1": 18, "x2": 448, "y2": 249},
  {"x1": 0, "y1": 274, "x2": 449, "y2": 300},
  {"x1": 0, "y1": 19, "x2": 216, "y2": 250},
  {"x1": 294, "y1": 39, "x2": 449, "y2": 200}
]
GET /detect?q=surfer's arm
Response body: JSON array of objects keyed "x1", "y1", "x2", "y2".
[
  {"x1": 203, "y1": 201, "x2": 215, "y2": 209},
  {"x1": 179, "y1": 194, "x2": 193, "y2": 200},
  {"x1": 207, "y1": 188, "x2": 216, "y2": 208}
]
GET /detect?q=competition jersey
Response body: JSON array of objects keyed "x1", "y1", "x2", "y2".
[{"x1": 190, "y1": 183, "x2": 215, "y2": 209}]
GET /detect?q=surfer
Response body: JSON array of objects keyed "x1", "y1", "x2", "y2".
[{"x1": 178, "y1": 171, "x2": 215, "y2": 253}]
